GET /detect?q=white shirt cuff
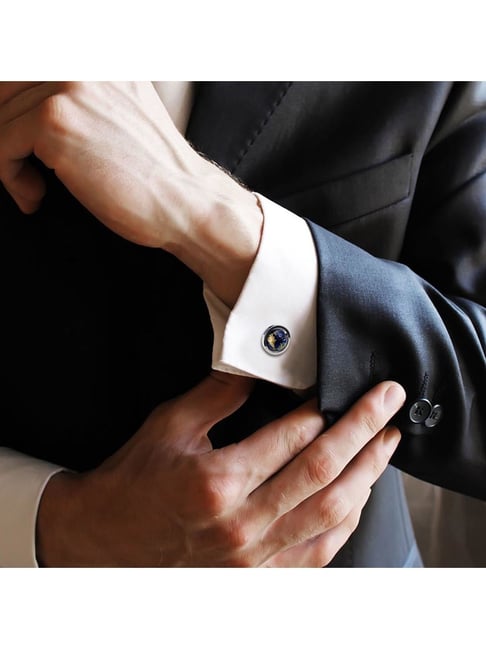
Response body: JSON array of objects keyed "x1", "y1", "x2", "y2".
[
  {"x1": 204, "y1": 193, "x2": 317, "y2": 391},
  {"x1": 0, "y1": 448, "x2": 64, "y2": 567}
]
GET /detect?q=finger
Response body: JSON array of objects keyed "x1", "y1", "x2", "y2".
[
  {"x1": 261, "y1": 426, "x2": 400, "y2": 557},
  {"x1": 249, "y1": 381, "x2": 405, "y2": 522},
  {"x1": 0, "y1": 85, "x2": 67, "y2": 211},
  {"x1": 1, "y1": 158, "x2": 46, "y2": 213},
  {"x1": 0, "y1": 82, "x2": 62, "y2": 126},
  {"x1": 0, "y1": 82, "x2": 44, "y2": 105},
  {"x1": 159, "y1": 371, "x2": 254, "y2": 451},
  {"x1": 0, "y1": 107, "x2": 47, "y2": 212},
  {"x1": 219, "y1": 398, "x2": 325, "y2": 496},
  {"x1": 263, "y1": 501, "x2": 368, "y2": 567}
]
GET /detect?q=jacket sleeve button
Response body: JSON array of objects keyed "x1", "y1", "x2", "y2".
[
  {"x1": 408, "y1": 398, "x2": 432, "y2": 424},
  {"x1": 424, "y1": 404, "x2": 443, "y2": 428}
]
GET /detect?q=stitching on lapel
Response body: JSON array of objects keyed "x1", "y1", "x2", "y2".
[{"x1": 229, "y1": 82, "x2": 294, "y2": 174}]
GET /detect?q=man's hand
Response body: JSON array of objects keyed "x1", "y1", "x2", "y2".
[
  {"x1": 36, "y1": 374, "x2": 405, "y2": 567},
  {"x1": 0, "y1": 82, "x2": 262, "y2": 306}
]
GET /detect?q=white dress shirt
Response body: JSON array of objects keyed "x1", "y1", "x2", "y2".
[{"x1": 0, "y1": 82, "x2": 318, "y2": 566}]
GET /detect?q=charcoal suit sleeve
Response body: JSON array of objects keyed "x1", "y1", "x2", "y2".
[{"x1": 306, "y1": 84, "x2": 486, "y2": 500}]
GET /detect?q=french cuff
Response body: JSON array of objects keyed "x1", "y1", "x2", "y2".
[
  {"x1": 0, "y1": 448, "x2": 64, "y2": 567},
  {"x1": 204, "y1": 193, "x2": 317, "y2": 391}
]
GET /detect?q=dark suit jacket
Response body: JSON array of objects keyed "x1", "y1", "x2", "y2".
[{"x1": 1, "y1": 82, "x2": 484, "y2": 566}]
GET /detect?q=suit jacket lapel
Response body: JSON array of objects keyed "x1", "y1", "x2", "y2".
[{"x1": 186, "y1": 81, "x2": 293, "y2": 183}]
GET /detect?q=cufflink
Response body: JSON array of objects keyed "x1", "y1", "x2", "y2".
[{"x1": 262, "y1": 325, "x2": 291, "y2": 355}]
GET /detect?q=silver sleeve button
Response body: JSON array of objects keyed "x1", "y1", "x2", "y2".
[
  {"x1": 424, "y1": 404, "x2": 443, "y2": 428},
  {"x1": 408, "y1": 398, "x2": 432, "y2": 424}
]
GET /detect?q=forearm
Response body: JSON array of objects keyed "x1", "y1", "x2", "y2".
[{"x1": 300, "y1": 200, "x2": 486, "y2": 500}]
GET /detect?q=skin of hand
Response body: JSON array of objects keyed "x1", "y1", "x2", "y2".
[
  {"x1": 36, "y1": 373, "x2": 405, "y2": 567},
  {"x1": 0, "y1": 81, "x2": 262, "y2": 307}
]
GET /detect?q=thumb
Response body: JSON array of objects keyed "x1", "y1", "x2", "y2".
[{"x1": 163, "y1": 371, "x2": 255, "y2": 452}]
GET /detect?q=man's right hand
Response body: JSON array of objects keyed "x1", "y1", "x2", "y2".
[
  {"x1": 0, "y1": 82, "x2": 263, "y2": 308},
  {"x1": 36, "y1": 374, "x2": 405, "y2": 567}
]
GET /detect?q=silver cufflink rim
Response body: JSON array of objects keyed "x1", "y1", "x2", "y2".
[{"x1": 261, "y1": 325, "x2": 291, "y2": 356}]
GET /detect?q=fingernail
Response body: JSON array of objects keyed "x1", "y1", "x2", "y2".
[
  {"x1": 383, "y1": 383, "x2": 405, "y2": 415},
  {"x1": 382, "y1": 426, "x2": 401, "y2": 455}
]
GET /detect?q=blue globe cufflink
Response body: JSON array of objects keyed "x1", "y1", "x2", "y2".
[{"x1": 262, "y1": 325, "x2": 291, "y2": 355}]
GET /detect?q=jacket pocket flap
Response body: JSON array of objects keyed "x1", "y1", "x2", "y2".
[{"x1": 278, "y1": 153, "x2": 413, "y2": 226}]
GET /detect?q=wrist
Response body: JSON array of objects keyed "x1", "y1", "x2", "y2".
[
  {"x1": 164, "y1": 159, "x2": 263, "y2": 307},
  {"x1": 35, "y1": 470, "x2": 86, "y2": 567}
]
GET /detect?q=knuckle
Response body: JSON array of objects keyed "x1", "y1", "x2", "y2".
[
  {"x1": 286, "y1": 418, "x2": 316, "y2": 453},
  {"x1": 214, "y1": 518, "x2": 253, "y2": 562},
  {"x1": 225, "y1": 520, "x2": 252, "y2": 553},
  {"x1": 272, "y1": 409, "x2": 324, "y2": 463},
  {"x1": 306, "y1": 445, "x2": 337, "y2": 488},
  {"x1": 270, "y1": 487, "x2": 292, "y2": 519},
  {"x1": 199, "y1": 473, "x2": 231, "y2": 517},
  {"x1": 359, "y1": 403, "x2": 381, "y2": 438},
  {"x1": 39, "y1": 93, "x2": 68, "y2": 130},
  {"x1": 196, "y1": 461, "x2": 240, "y2": 518},
  {"x1": 334, "y1": 396, "x2": 386, "y2": 456},
  {"x1": 37, "y1": 84, "x2": 82, "y2": 136},
  {"x1": 318, "y1": 493, "x2": 349, "y2": 530}
]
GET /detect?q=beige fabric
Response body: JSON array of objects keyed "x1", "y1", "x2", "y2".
[
  {"x1": 151, "y1": 82, "x2": 194, "y2": 134},
  {"x1": 0, "y1": 448, "x2": 64, "y2": 566},
  {"x1": 403, "y1": 473, "x2": 486, "y2": 567}
]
